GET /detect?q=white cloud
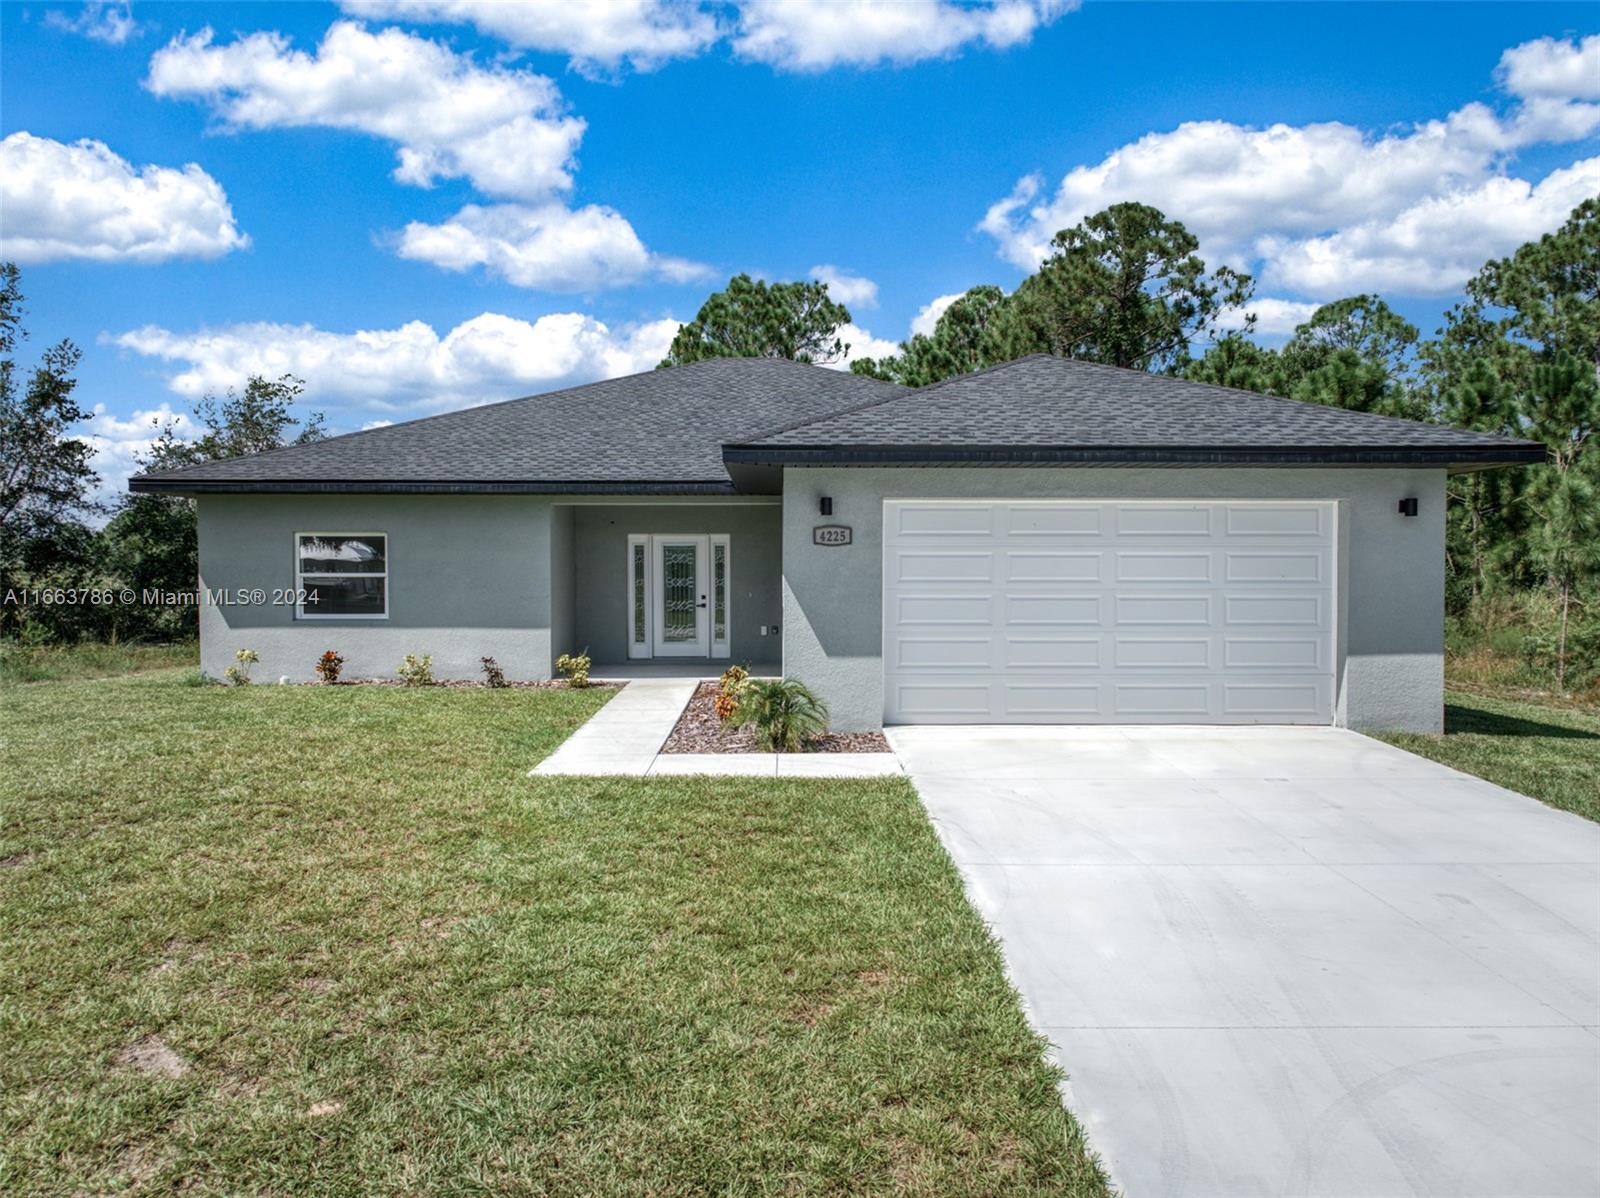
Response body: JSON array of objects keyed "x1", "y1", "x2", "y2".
[
  {"x1": 1498, "y1": 33, "x2": 1600, "y2": 101},
  {"x1": 107, "y1": 312, "x2": 683, "y2": 414},
  {"x1": 82, "y1": 402, "x2": 199, "y2": 505},
  {"x1": 145, "y1": 21, "x2": 584, "y2": 201},
  {"x1": 396, "y1": 203, "x2": 711, "y2": 291},
  {"x1": 339, "y1": 0, "x2": 721, "y2": 74},
  {"x1": 809, "y1": 264, "x2": 879, "y2": 309},
  {"x1": 909, "y1": 291, "x2": 963, "y2": 337},
  {"x1": 826, "y1": 321, "x2": 900, "y2": 370},
  {"x1": 45, "y1": 1, "x2": 138, "y2": 45},
  {"x1": 0, "y1": 132, "x2": 248, "y2": 264},
  {"x1": 1215, "y1": 298, "x2": 1320, "y2": 336},
  {"x1": 732, "y1": 0, "x2": 1073, "y2": 70},
  {"x1": 979, "y1": 34, "x2": 1600, "y2": 298},
  {"x1": 1265, "y1": 156, "x2": 1600, "y2": 296}
]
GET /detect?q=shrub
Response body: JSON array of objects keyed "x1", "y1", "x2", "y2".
[
  {"x1": 729, "y1": 677, "x2": 829, "y2": 752},
  {"x1": 480, "y1": 656, "x2": 507, "y2": 688},
  {"x1": 718, "y1": 664, "x2": 749, "y2": 696},
  {"x1": 315, "y1": 650, "x2": 344, "y2": 684},
  {"x1": 555, "y1": 651, "x2": 591, "y2": 688},
  {"x1": 713, "y1": 689, "x2": 739, "y2": 723},
  {"x1": 222, "y1": 648, "x2": 258, "y2": 687},
  {"x1": 397, "y1": 654, "x2": 434, "y2": 687}
]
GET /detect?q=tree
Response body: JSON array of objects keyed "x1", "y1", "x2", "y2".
[
  {"x1": 1518, "y1": 353, "x2": 1599, "y2": 687},
  {"x1": 0, "y1": 263, "x2": 99, "y2": 552},
  {"x1": 982, "y1": 203, "x2": 1254, "y2": 372},
  {"x1": 101, "y1": 375, "x2": 325, "y2": 634},
  {"x1": 1275, "y1": 296, "x2": 1423, "y2": 419},
  {"x1": 850, "y1": 286, "x2": 1008, "y2": 385},
  {"x1": 1181, "y1": 334, "x2": 1285, "y2": 393},
  {"x1": 1438, "y1": 360, "x2": 1520, "y2": 602},
  {"x1": 659, "y1": 274, "x2": 853, "y2": 367}
]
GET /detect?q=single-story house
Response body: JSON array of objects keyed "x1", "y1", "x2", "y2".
[{"x1": 130, "y1": 354, "x2": 1544, "y2": 732}]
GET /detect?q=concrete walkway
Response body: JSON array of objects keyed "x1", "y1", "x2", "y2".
[
  {"x1": 531, "y1": 680, "x2": 902, "y2": 778},
  {"x1": 532, "y1": 678, "x2": 698, "y2": 776},
  {"x1": 890, "y1": 724, "x2": 1600, "y2": 1198}
]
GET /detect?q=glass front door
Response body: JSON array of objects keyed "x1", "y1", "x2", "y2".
[{"x1": 651, "y1": 536, "x2": 709, "y2": 656}]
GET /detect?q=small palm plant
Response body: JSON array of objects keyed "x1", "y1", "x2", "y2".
[{"x1": 729, "y1": 678, "x2": 829, "y2": 752}]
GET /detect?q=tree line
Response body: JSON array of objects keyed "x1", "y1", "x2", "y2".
[{"x1": 3, "y1": 199, "x2": 1595, "y2": 687}]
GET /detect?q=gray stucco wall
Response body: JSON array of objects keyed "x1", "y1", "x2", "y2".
[
  {"x1": 550, "y1": 505, "x2": 575, "y2": 669},
  {"x1": 196, "y1": 494, "x2": 556, "y2": 682},
  {"x1": 571, "y1": 502, "x2": 783, "y2": 665},
  {"x1": 780, "y1": 467, "x2": 1447, "y2": 733}
]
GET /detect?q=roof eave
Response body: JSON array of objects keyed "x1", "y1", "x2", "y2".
[
  {"x1": 720, "y1": 443, "x2": 1548, "y2": 473},
  {"x1": 126, "y1": 478, "x2": 742, "y2": 497}
]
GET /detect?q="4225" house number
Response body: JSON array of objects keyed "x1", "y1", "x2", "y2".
[{"x1": 813, "y1": 525, "x2": 853, "y2": 546}]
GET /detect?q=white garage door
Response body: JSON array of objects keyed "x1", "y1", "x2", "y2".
[{"x1": 883, "y1": 500, "x2": 1335, "y2": 724}]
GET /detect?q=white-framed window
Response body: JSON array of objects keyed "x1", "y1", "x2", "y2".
[
  {"x1": 626, "y1": 534, "x2": 650, "y2": 659},
  {"x1": 295, "y1": 532, "x2": 388, "y2": 619},
  {"x1": 710, "y1": 533, "x2": 730, "y2": 659}
]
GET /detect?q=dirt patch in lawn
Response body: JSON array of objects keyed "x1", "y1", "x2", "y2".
[{"x1": 661, "y1": 682, "x2": 891, "y2": 754}]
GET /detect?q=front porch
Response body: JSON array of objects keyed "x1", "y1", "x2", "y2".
[{"x1": 551, "y1": 500, "x2": 785, "y2": 672}]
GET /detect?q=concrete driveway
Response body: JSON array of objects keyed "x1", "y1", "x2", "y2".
[{"x1": 888, "y1": 724, "x2": 1600, "y2": 1198}]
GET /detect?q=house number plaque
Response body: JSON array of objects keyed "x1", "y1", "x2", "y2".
[{"x1": 813, "y1": 525, "x2": 853, "y2": 546}]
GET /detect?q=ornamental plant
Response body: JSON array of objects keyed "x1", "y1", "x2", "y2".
[
  {"x1": 397, "y1": 654, "x2": 434, "y2": 686},
  {"x1": 223, "y1": 648, "x2": 259, "y2": 687},
  {"x1": 728, "y1": 677, "x2": 828, "y2": 752},
  {"x1": 315, "y1": 650, "x2": 344, "y2": 684},
  {"x1": 480, "y1": 656, "x2": 507, "y2": 688},
  {"x1": 555, "y1": 651, "x2": 591, "y2": 688}
]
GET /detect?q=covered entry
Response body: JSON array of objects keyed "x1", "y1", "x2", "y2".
[{"x1": 882, "y1": 499, "x2": 1336, "y2": 724}]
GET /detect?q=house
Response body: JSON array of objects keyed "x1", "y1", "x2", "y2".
[{"x1": 129, "y1": 354, "x2": 1544, "y2": 732}]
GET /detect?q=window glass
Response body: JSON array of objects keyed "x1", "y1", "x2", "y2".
[
  {"x1": 297, "y1": 533, "x2": 386, "y2": 618},
  {"x1": 297, "y1": 535, "x2": 386, "y2": 575},
  {"x1": 632, "y1": 542, "x2": 646, "y2": 644},
  {"x1": 713, "y1": 543, "x2": 727, "y2": 642}
]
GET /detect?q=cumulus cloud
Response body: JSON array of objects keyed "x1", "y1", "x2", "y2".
[
  {"x1": 145, "y1": 21, "x2": 584, "y2": 201},
  {"x1": 396, "y1": 203, "x2": 711, "y2": 291},
  {"x1": 0, "y1": 132, "x2": 248, "y2": 264},
  {"x1": 1215, "y1": 298, "x2": 1321, "y2": 336},
  {"x1": 107, "y1": 312, "x2": 683, "y2": 414},
  {"x1": 342, "y1": 0, "x2": 1071, "y2": 73},
  {"x1": 1498, "y1": 33, "x2": 1600, "y2": 101},
  {"x1": 909, "y1": 291, "x2": 963, "y2": 337},
  {"x1": 732, "y1": 0, "x2": 1073, "y2": 70},
  {"x1": 44, "y1": 1, "x2": 139, "y2": 45},
  {"x1": 979, "y1": 33, "x2": 1600, "y2": 298},
  {"x1": 339, "y1": 0, "x2": 721, "y2": 74},
  {"x1": 809, "y1": 264, "x2": 879, "y2": 309},
  {"x1": 827, "y1": 321, "x2": 900, "y2": 370},
  {"x1": 82, "y1": 403, "x2": 200, "y2": 505}
]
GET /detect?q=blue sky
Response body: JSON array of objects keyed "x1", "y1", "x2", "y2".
[{"x1": 2, "y1": 1, "x2": 1596, "y2": 498}]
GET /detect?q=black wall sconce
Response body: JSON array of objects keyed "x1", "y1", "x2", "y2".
[
  {"x1": 1397, "y1": 497, "x2": 1419, "y2": 517},
  {"x1": 819, "y1": 496, "x2": 833, "y2": 516}
]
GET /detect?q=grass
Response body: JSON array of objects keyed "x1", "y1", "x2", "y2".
[
  {"x1": 0, "y1": 639, "x2": 198, "y2": 684},
  {"x1": 0, "y1": 669, "x2": 1106, "y2": 1196},
  {"x1": 1374, "y1": 689, "x2": 1600, "y2": 823}
]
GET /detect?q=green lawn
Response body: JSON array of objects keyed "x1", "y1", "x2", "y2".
[
  {"x1": 0, "y1": 639, "x2": 199, "y2": 684},
  {"x1": 0, "y1": 670, "x2": 1106, "y2": 1196},
  {"x1": 1375, "y1": 689, "x2": 1600, "y2": 823}
]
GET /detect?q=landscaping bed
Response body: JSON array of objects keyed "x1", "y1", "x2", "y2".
[{"x1": 661, "y1": 680, "x2": 891, "y2": 753}]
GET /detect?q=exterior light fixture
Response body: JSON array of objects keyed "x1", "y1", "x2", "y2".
[
  {"x1": 819, "y1": 497, "x2": 833, "y2": 515},
  {"x1": 1398, "y1": 497, "x2": 1418, "y2": 517}
]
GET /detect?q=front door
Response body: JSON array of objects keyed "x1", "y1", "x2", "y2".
[{"x1": 651, "y1": 535, "x2": 710, "y2": 657}]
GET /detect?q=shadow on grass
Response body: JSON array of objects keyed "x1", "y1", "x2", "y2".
[{"x1": 1444, "y1": 703, "x2": 1598, "y2": 740}]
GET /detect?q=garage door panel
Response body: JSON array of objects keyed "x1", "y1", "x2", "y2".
[
  {"x1": 1004, "y1": 551, "x2": 1102, "y2": 582},
  {"x1": 885, "y1": 500, "x2": 1336, "y2": 725},
  {"x1": 1004, "y1": 637, "x2": 1101, "y2": 669},
  {"x1": 1224, "y1": 551, "x2": 1325, "y2": 583},
  {"x1": 1006, "y1": 594, "x2": 1103, "y2": 625},
  {"x1": 1225, "y1": 504, "x2": 1326, "y2": 537},
  {"x1": 1116, "y1": 505, "x2": 1213, "y2": 536},
  {"x1": 1224, "y1": 594, "x2": 1324, "y2": 627}
]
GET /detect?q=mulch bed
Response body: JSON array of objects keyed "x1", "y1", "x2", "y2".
[{"x1": 661, "y1": 681, "x2": 891, "y2": 754}]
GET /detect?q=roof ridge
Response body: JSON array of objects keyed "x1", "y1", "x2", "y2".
[{"x1": 729, "y1": 372, "x2": 905, "y2": 443}]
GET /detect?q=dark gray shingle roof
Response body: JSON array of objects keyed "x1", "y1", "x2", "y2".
[
  {"x1": 726, "y1": 355, "x2": 1546, "y2": 472},
  {"x1": 130, "y1": 357, "x2": 900, "y2": 494}
]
